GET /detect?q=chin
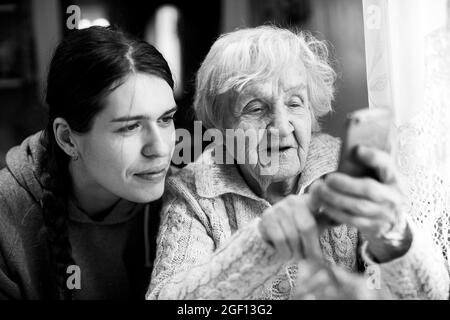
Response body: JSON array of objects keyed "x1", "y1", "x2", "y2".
[
  {"x1": 126, "y1": 182, "x2": 166, "y2": 203},
  {"x1": 270, "y1": 171, "x2": 299, "y2": 182},
  {"x1": 258, "y1": 161, "x2": 301, "y2": 180}
]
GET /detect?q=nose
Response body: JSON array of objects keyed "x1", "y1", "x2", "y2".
[
  {"x1": 141, "y1": 123, "x2": 171, "y2": 159},
  {"x1": 268, "y1": 103, "x2": 294, "y2": 138}
]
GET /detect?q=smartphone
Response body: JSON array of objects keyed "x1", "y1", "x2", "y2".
[{"x1": 337, "y1": 108, "x2": 393, "y2": 181}]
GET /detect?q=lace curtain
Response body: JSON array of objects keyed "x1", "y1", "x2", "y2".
[
  {"x1": 397, "y1": 26, "x2": 450, "y2": 265},
  {"x1": 363, "y1": 0, "x2": 450, "y2": 266}
]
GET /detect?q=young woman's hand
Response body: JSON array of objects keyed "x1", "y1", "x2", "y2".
[
  {"x1": 258, "y1": 195, "x2": 323, "y2": 261},
  {"x1": 309, "y1": 146, "x2": 412, "y2": 262}
]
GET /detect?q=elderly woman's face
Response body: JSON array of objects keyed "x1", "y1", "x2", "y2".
[{"x1": 227, "y1": 61, "x2": 312, "y2": 183}]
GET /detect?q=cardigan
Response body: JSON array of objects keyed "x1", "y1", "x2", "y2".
[{"x1": 147, "y1": 133, "x2": 449, "y2": 299}]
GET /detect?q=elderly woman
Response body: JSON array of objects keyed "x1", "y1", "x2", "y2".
[{"x1": 147, "y1": 26, "x2": 449, "y2": 300}]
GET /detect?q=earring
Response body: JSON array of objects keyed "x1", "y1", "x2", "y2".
[{"x1": 71, "y1": 152, "x2": 79, "y2": 161}]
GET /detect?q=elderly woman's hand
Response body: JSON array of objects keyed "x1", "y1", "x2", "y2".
[
  {"x1": 258, "y1": 195, "x2": 323, "y2": 261},
  {"x1": 309, "y1": 145, "x2": 412, "y2": 262},
  {"x1": 292, "y1": 260, "x2": 386, "y2": 300}
]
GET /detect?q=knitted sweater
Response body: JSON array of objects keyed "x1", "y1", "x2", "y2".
[{"x1": 147, "y1": 133, "x2": 450, "y2": 300}]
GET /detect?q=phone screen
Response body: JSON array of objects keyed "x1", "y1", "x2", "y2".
[{"x1": 337, "y1": 108, "x2": 393, "y2": 180}]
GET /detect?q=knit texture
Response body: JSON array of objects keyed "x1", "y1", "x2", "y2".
[{"x1": 147, "y1": 133, "x2": 449, "y2": 300}]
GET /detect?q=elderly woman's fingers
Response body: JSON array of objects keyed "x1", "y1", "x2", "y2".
[
  {"x1": 259, "y1": 195, "x2": 323, "y2": 261},
  {"x1": 278, "y1": 195, "x2": 319, "y2": 260},
  {"x1": 305, "y1": 180, "x2": 322, "y2": 212},
  {"x1": 258, "y1": 211, "x2": 292, "y2": 260},
  {"x1": 305, "y1": 181, "x2": 341, "y2": 230},
  {"x1": 276, "y1": 209, "x2": 303, "y2": 260},
  {"x1": 316, "y1": 181, "x2": 385, "y2": 218},
  {"x1": 311, "y1": 180, "x2": 399, "y2": 238},
  {"x1": 267, "y1": 197, "x2": 302, "y2": 259},
  {"x1": 324, "y1": 173, "x2": 402, "y2": 204},
  {"x1": 320, "y1": 205, "x2": 383, "y2": 236},
  {"x1": 355, "y1": 146, "x2": 397, "y2": 184},
  {"x1": 294, "y1": 268, "x2": 335, "y2": 300},
  {"x1": 289, "y1": 198, "x2": 322, "y2": 260}
]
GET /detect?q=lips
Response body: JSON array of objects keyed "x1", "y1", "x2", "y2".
[
  {"x1": 266, "y1": 145, "x2": 294, "y2": 152},
  {"x1": 136, "y1": 166, "x2": 167, "y2": 175},
  {"x1": 134, "y1": 165, "x2": 168, "y2": 181}
]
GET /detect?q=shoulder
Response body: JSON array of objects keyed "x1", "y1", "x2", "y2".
[
  {"x1": 308, "y1": 133, "x2": 341, "y2": 166},
  {"x1": 162, "y1": 162, "x2": 224, "y2": 229},
  {"x1": 166, "y1": 163, "x2": 196, "y2": 189},
  {"x1": 298, "y1": 133, "x2": 342, "y2": 187},
  {"x1": 0, "y1": 168, "x2": 47, "y2": 299},
  {"x1": 0, "y1": 166, "x2": 36, "y2": 209},
  {"x1": 163, "y1": 163, "x2": 201, "y2": 209},
  {"x1": 0, "y1": 167, "x2": 26, "y2": 215},
  {"x1": 0, "y1": 167, "x2": 41, "y2": 240},
  {"x1": 310, "y1": 132, "x2": 341, "y2": 154},
  {"x1": 164, "y1": 164, "x2": 198, "y2": 207}
]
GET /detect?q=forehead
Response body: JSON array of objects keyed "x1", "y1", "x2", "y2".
[
  {"x1": 101, "y1": 73, "x2": 175, "y2": 119},
  {"x1": 240, "y1": 61, "x2": 307, "y2": 96}
]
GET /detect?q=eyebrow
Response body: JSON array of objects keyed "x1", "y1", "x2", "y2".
[
  {"x1": 286, "y1": 84, "x2": 307, "y2": 92},
  {"x1": 243, "y1": 83, "x2": 307, "y2": 96},
  {"x1": 110, "y1": 105, "x2": 178, "y2": 122},
  {"x1": 240, "y1": 83, "x2": 307, "y2": 103}
]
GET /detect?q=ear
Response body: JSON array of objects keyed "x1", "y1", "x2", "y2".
[{"x1": 53, "y1": 118, "x2": 79, "y2": 158}]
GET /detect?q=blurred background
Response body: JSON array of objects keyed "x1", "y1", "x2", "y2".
[{"x1": 0, "y1": 0, "x2": 368, "y2": 167}]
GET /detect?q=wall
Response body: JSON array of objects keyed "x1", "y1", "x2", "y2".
[
  {"x1": 31, "y1": 0, "x2": 62, "y2": 99},
  {"x1": 220, "y1": 0, "x2": 368, "y2": 139},
  {"x1": 304, "y1": 0, "x2": 368, "y2": 138},
  {"x1": 221, "y1": 0, "x2": 250, "y2": 33}
]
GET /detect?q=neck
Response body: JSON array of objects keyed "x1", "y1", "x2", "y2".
[
  {"x1": 68, "y1": 161, "x2": 120, "y2": 219},
  {"x1": 265, "y1": 177, "x2": 300, "y2": 204},
  {"x1": 238, "y1": 165, "x2": 300, "y2": 205}
]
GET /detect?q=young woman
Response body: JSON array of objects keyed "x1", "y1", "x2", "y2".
[{"x1": 0, "y1": 26, "x2": 177, "y2": 300}]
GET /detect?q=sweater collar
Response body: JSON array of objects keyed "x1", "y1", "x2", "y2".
[
  {"x1": 194, "y1": 133, "x2": 341, "y2": 200},
  {"x1": 68, "y1": 198, "x2": 144, "y2": 225}
]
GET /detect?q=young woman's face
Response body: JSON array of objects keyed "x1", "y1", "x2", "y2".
[{"x1": 72, "y1": 73, "x2": 176, "y2": 203}]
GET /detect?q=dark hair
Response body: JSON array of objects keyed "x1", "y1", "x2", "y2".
[{"x1": 40, "y1": 26, "x2": 173, "y2": 300}]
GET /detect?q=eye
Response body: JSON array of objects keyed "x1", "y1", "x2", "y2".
[
  {"x1": 244, "y1": 101, "x2": 265, "y2": 115},
  {"x1": 288, "y1": 96, "x2": 306, "y2": 108},
  {"x1": 119, "y1": 122, "x2": 141, "y2": 133},
  {"x1": 158, "y1": 114, "x2": 175, "y2": 126}
]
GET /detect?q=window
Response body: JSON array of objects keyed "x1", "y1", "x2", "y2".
[{"x1": 146, "y1": 5, "x2": 183, "y2": 98}]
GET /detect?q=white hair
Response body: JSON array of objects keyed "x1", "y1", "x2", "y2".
[{"x1": 194, "y1": 26, "x2": 337, "y2": 131}]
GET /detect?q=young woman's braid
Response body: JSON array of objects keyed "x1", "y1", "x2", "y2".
[{"x1": 41, "y1": 136, "x2": 76, "y2": 300}]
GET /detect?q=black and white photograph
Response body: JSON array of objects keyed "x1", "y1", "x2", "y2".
[{"x1": 0, "y1": 0, "x2": 449, "y2": 307}]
